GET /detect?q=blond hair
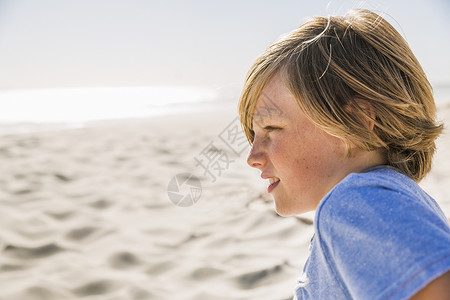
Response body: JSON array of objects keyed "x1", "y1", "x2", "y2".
[{"x1": 239, "y1": 8, "x2": 443, "y2": 182}]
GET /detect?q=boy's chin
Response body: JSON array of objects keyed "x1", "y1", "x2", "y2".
[
  {"x1": 273, "y1": 200, "x2": 299, "y2": 217},
  {"x1": 273, "y1": 197, "x2": 314, "y2": 217}
]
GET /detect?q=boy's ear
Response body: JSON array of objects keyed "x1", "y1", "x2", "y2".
[
  {"x1": 346, "y1": 98, "x2": 377, "y2": 131},
  {"x1": 360, "y1": 101, "x2": 376, "y2": 131}
]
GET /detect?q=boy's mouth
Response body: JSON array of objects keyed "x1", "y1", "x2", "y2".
[
  {"x1": 268, "y1": 177, "x2": 280, "y2": 193},
  {"x1": 269, "y1": 177, "x2": 280, "y2": 184}
]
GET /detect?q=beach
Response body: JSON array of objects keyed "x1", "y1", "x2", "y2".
[{"x1": 0, "y1": 102, "x2": 449, "y2": 300}]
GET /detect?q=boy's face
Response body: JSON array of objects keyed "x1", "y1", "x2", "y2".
[{"x1": 248, "y1": 74, "x2": 350, "y2": 216}]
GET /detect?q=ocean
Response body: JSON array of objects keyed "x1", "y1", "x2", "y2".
[
  {"x1": 0, "y1": 84, "x2": 449, "y2": 136},
  {"x1": 0, "y1": 86, "x2": 233, "y2": 135}
]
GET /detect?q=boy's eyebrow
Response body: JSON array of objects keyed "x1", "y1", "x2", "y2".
[
  {"x1": 253, "y1": 105, "x2": 285, "y2": 119},
  {"x1": 252, "y1": 112, "x2": 285, "y2": 128},
  {"x1": 253, "y1": 113, "x2": 282, "y2": 121}
]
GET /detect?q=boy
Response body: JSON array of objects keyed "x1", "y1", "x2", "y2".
[{"x1": 239, "y1": 9, "x2": 450, "y2": 299}]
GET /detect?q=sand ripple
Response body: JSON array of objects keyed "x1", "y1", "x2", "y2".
[{"x1": 3, "y1": 243, "x2": 66, "y2": 259}]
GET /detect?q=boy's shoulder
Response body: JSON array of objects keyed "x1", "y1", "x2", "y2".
[
  {"x1": 309, "y1": 169, "x2": 450, "y2": 300},
  {"x1": 315, "y1": 165, "x2": 447, "y2": 229}
]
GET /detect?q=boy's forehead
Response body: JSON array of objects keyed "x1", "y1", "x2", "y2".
[{"x1": 252, "y1": 92, "x2": 285, "y2": 122}]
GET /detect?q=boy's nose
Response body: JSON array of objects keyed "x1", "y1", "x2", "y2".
[{"x1": 247, "y1": 140, "x2": 266, "y2": 169}]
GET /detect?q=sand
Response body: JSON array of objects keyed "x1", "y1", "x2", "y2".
[{"x1": 0, "y1": 102, "x2": 448, "y2": 300}]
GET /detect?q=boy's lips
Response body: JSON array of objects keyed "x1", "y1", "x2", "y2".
[
  {"x1": 261, "y1": 173, "x2": 280, "y2": 193},
  {"x1": 268, "y1": 177, "x2": 280, "y2": 193}
]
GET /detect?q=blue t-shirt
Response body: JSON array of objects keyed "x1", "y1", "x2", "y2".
[{"x1": 294, "y1": 166, "x2": 450, "y2": 300}]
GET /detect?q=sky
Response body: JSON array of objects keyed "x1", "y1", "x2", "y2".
[{"x1": 0, "y1": 0, "x2": 449, "y2": 94}]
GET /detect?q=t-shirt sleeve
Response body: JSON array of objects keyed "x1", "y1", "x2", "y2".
[{"x1": 316, "y1": 177, "x2": 450, "y2": 300}]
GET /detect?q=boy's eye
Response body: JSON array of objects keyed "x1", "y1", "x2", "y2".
[{"x1": 264, "y1": 126, "x2": 281, "y2": 131}]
